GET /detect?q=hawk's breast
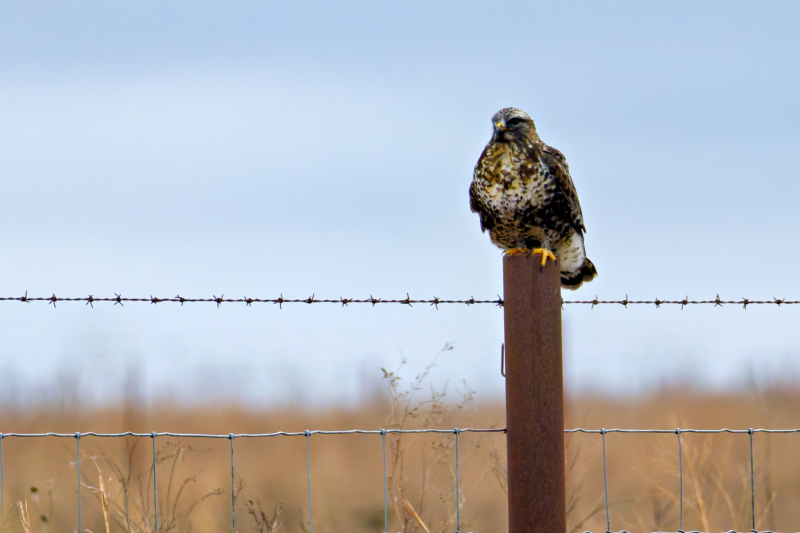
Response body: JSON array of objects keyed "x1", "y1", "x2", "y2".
[{"x1": 474, "y1": 142, "x2": 553, "y2": 217}]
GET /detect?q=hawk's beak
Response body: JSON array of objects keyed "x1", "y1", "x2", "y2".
[{"x1": 493, "y1": 120, "x2": 507, "y2": 141}]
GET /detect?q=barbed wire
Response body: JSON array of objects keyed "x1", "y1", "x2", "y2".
[
  {"x1": 2, "y1": 292, "x2": 799, "y2": 309},
  {"x1": 0, "y1": 427, "x2": 795, "y2": 532},
  {"x1": 2, "y1": 292, "x2": 502, "y2": 308}
]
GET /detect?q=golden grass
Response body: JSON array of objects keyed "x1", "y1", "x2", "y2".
[{"x1": 1, "y1": 375, "x2": 799, "y2": 532}]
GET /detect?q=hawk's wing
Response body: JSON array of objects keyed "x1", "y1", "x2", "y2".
[
  {"x1": 469, "y1": 147, "x2": 495, "y2": 233},
  {"x1": 542, "y1": 144, "x2": 586, "y2": 235}
]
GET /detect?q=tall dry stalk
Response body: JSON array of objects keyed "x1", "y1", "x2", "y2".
[
  {"x1": 80, "y1": 440, "x2": 222, "y2": 533},
  {"x1": 0, "y1": 502, "x2": 21, "y2": 533},
  {"x1": 17, "y1": 501, "x2": 32, "y2": 533},
  {"x1": 244, "y1": 499, "x2": 283, "y2": 533},
  {"x1": 382, "y1": 344, "x2": 479, "y2": 533}
]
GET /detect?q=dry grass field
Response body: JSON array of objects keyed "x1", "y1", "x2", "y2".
[{"x1": 1, "y1": 371, "x2": 799, "y2": 533}]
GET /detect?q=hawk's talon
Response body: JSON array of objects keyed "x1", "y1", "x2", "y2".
[
  {"x1": 504, "y1": 247, "x2": 556, "y2": 268},
  {"x1": 530, "y1": 248, "x2": 557, "y2": 268}
]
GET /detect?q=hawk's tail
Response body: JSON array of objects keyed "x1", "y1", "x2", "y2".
[{"x1": 560, "y1": 258, "x2": 597, "y2": 290}]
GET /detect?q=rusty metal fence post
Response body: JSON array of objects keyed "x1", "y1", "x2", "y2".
[{"x1": 504, "y1": 254, "x2": 565, "y2": 533}]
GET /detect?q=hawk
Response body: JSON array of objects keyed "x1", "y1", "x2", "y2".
[{"x1": 469, "y1": 107, "x2": 597, "y2": 289}]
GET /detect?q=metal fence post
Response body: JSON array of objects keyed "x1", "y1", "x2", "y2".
[{"x1": 503, "y1": 254, "x2": 566, "y2": 533}]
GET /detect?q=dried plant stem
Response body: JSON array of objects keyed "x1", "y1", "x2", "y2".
[{"x1": 680, "y1": 435, "x2": 710, "y2": 532}]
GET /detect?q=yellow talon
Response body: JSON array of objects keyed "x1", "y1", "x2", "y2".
[
  {"x1": 504, "y1": 248, "x2": 529, "y2": 256},
  {"x1": 529, "y1": 248, "x2": 557, "y2": 267}
]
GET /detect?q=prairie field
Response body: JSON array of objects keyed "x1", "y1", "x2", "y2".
[{"x1": 1, "y1": 382, "x2": 799, "y2": 533}]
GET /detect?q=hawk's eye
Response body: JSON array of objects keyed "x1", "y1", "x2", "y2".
[{"x1": 507, "y1": 117, "x2": 524, "y2": 126}]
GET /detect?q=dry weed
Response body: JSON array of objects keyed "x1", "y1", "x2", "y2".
[
  {"x1": 244, "y1": 499, "x2": 282, "y2": 533},
  {"x1": 77, "y1": 439, "x2": 223, "y2": 533},
  {"x1": 382, "y1": 343, "x2": 484, "y2": 533}
]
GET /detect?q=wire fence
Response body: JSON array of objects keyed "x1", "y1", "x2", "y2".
[
  {"x1": 2, "y1": 293, "x2": 799, "y2": 309},
  {"x1": 3, "y1": 285, "x2": 798, "y2": 532},
  {"x1": 0, "y1": 428, "x2": 500, "y2": 533},
  {"x1": 0, "y1": 427, "x2": 796, "y2": 533}
]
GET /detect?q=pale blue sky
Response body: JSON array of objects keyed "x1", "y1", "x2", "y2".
[{"x1": 1, "y1": 1, "x2": 799, "y2": 406}]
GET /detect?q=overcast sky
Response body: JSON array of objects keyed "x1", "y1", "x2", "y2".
[{"x1": 1, "y1": 1, "x2": 799, "y2": 407}]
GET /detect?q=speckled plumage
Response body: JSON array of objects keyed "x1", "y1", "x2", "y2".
[{"x1": 469, "y1": 107, "x2": 597, "y2": 289}]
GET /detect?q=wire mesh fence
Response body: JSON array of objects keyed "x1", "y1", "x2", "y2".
[
  {"x1": 0, "y1": 427, "x2": 796, "y2": 533},
  {"x1": 0, "y1": 428, "x2": 501, "y2": 533},
  {"x1": 3, "y1": 279, "x2": 798, "y2": 532}
]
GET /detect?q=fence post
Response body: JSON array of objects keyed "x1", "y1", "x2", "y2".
[{"x1": 504, "y1": 254, "x2": 565, "y2": 533}]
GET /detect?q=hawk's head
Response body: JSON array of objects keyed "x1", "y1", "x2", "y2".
[{"x1": 490, "y1": 107, "x2": 537, "y2": 144}]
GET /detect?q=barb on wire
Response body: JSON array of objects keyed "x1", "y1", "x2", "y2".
[{"x1": 2, "y1": 293, "x2": 799, "y2": 308}]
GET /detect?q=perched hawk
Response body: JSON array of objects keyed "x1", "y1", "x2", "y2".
[{"x1": 469, "y1": 107, "x2": 597, "y2": 289}]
